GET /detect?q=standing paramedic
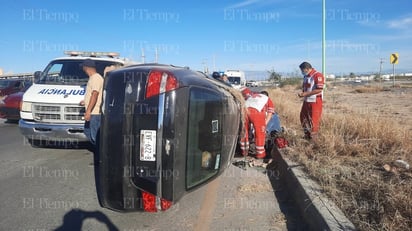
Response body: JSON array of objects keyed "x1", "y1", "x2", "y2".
[
  {"x1": 297, "y1": 61, "x2": 325, "y2": 141},
  {"x1": 80, "y1": 59, "x2": 104, "y2": 147},
  {"x1": 240, "y1": 87, "x2": 275, "y2": 159}
]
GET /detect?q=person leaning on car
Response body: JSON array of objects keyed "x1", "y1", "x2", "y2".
[
  {"x1": 297, "y1": 61, "x2": 325, "y2": 142},
  {"x1": 79, "y1": 59, "x2": 103, "y2": 147}
]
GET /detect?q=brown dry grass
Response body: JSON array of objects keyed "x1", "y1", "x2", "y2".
[{"x1": 266, "y1": 83, "x2": 412, "y2": 231}]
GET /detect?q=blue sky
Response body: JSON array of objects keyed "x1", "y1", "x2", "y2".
[{"x1": 1, "y1": 0, "x2": 411, "y2": 79}]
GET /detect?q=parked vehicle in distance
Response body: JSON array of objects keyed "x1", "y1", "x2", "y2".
[
  {"x1": 224, "y1": 70, "x2": 246, "y2": 89},
  {"x1": 246, "y1": 80, "x2": 259, "y2": 87},
  {"x1": 19, "y1": 51, "x2": 129, "y2": 147},
  {"x1": 0, "y1": 78, "x2": 31, "y2": 99},
  {"x1": 98, "y1": 63, "x2": 243, "y2": 212},
  {"x1": 0, "y1": 82, "x2": 32, "y2": 122}
]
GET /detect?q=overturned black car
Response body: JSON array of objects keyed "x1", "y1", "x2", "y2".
[{"x1": 98, "y1": 64, "x2": 243, "y2": 212}]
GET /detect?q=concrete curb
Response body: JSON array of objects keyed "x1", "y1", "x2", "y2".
[{"x1": 271, "y1": 146, "x2": 357, "y2": 231}]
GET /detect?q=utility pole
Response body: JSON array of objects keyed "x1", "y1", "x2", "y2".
[
  {"x1": 379, "y1": 58, "x2": 384, "y2": 86},
  {"x1": 141, "y1": 48, "x2": 145, "y2": 64},
  {"x1": 213, "y1": 54, "x2": 216, "y2": 71},
  {"x1": 201, "y1": 59, "x2": 208, "y2": 74},
  {"x1": 155, "y1": 47, "x2": 158, "y2": 63}
]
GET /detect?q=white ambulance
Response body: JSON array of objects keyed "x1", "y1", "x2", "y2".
[
  {"x1": 224, "y1": 70, "x2": 246, "y2": 89},
  {"x1": 19, "y1": 51, "x2": 128, "y2": 147}
]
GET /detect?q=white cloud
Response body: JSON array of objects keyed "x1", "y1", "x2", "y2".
[
  {"x1": 227, "y1": 0, "x2": 262, "y2": 8},
  {"x1": 386, "y1": 15, "x2": 412, "y2": 29},
  {"x1": 226, "y1": 0, "x2": 286, "y2": 9}
]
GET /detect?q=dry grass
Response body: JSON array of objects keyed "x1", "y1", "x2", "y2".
[
  {"x1": 267, "y1": 85, "x2": 412, "y2": 231},
  {"x1": 353, "y1": 85, "x2": 385, "y2": 93}
]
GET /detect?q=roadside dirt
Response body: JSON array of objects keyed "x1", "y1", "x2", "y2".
[
  {"x1": 325, "y1": 82, "x2": 412, "y2": 132},
  {"x1": 270, "y1": 80, "x2": 412, "y2": 231}
]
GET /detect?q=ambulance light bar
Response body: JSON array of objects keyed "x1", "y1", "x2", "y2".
[{"x1": 64, "y1": 51, "x2": 120, "y2": 58}]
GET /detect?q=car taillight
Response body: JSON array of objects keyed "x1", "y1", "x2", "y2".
[
  {"x1": 145, "y1": 70, "x2": 178, "y2": 98},
  {"x1": 141, "y1": 191, "x2": 173, "y2": 212}
]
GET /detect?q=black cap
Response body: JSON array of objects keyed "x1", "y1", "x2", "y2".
[{"x1": 80, "y1": 59, "x2": 96, "y2": 68}]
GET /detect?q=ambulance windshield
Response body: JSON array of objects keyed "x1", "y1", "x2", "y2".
[{"x1": 37, "y1": 60, "x2": 121, "y2": 85}]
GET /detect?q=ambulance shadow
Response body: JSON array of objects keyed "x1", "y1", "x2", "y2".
[{"x1": 54, "y1": 209, "x2": 118, "y2": 231}]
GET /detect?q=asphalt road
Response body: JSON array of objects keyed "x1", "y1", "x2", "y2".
[{"x1": 0, "y1": 119, "x2": 305, "y2": 231}]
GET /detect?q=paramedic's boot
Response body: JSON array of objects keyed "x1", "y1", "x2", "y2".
[{"x1": 255, "y1": 151, "x2": 266, "y2": 159}]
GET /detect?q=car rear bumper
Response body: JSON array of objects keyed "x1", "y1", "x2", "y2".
[{"x1": 19, "y1": 119, "x2": 88, "y2": 142}]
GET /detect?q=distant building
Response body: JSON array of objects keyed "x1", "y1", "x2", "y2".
[{"x1": 381, "y1": 74, "x2": 391, "y2": 81}]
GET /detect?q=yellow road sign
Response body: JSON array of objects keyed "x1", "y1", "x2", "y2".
[{"x1": 390, "y1": 53, "x2": 399, "y2": 64}]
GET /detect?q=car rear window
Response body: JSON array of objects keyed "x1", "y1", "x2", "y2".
[{"x1": 186, "y1": 88, "x2": 223, "y2": 189}]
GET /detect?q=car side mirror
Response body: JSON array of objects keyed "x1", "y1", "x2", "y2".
[{"x1": 34, "y1": 71, "x2": 42, "y2": 82}]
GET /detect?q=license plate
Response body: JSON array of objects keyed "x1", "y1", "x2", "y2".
[{"x1": 140, "y1": 130, "x2": 156, "y2": 161}]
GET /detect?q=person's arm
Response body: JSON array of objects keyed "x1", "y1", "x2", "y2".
[
  {"x1": 298, "y1": 72, "x2": 324, "y2": 98},
  {"x1": 265, "y1": 98, "x2": 275, "y2": 125},
  {"x1": 265, "y1": 113, "x2": 273, "y2": 126},
  {"x1": 298, "y1": 88, "x2": 322, "y2": 98},
  {"x1": 84, "y1": 91, "x2": 99, "y2": 121}
]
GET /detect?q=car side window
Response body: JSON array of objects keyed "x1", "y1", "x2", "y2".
[
  {"x1": 186, "y1": 88, "x2": 223, "y2": 189},
  {"x1": 14, "y1": 81, "x2": 22, "y2": 88}
]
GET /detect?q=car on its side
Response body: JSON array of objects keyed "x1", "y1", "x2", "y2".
[
  {"x1": 98, "y1": 64, "x2": 243, "y2": 212},
  {"x1": 0, "y1": 82, "x2": 32, "y2": 122}
]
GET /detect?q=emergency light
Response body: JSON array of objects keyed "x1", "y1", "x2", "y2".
[{"x1": 64, "y1": 51, "x2": 120, "y2": 58}]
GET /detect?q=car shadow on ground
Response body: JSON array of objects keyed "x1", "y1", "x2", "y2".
[
  {"x1": 3, "y1": 119, "x2": 20, "y2": 124},
  {"x1": 25, "y1": 139, "x2": 94, "y2": 150}
]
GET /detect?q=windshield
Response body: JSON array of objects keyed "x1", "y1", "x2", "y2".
[
  {"x1": 38, "y1": 60, "x2": 122, "y2": 85},
  {"x1": 228, "y1": 77, "x2": 241, "y2": 85}
]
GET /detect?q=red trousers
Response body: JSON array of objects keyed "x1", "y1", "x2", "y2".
[
  {"x1": 240, "y1": 108, "x2": 266, "y2": 157},
  {"x1": 300, "y1": 97, "x2": 322, "y2": 135}
]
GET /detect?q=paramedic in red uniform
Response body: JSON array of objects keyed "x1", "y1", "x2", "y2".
[
  {"x1": 240, "y1": 87, "x2": 275, "y2": 159},
  {"x1": 297, "y1": 62, "x2": 325, "y2": 141}
]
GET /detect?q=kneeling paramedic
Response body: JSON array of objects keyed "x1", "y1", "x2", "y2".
[{"x1": 240, "y1": 87, "x2": 275, "y2": 159}]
